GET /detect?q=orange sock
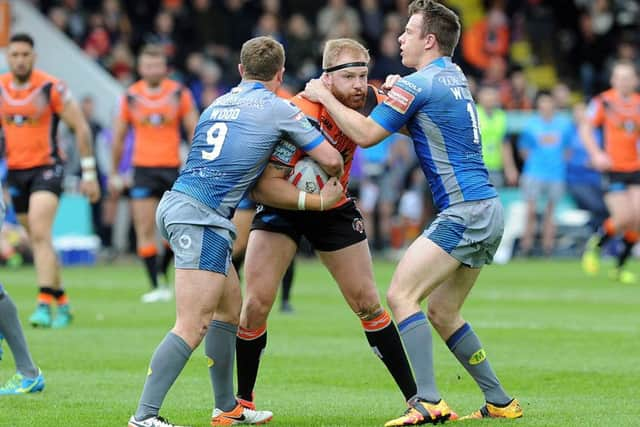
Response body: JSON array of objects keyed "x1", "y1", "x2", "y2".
[
  {"x1": 603, "y1": 218, "x2": 616, "y2": 236},
  {"x1": 623, "y1": 230, "x2": 639, "y2": 243},
  {"x1": 361, "y1": 310, "x2": 392, "y2": 332},
  {"x1": 37, "y1": 292, "x2": 54, "y2": 304},
  {"x1": 237, "y1": 325, "x2": 267, "y2": 340},
  {"x1": 137, "y1": 244, "x2": 158, "y2": 258}
]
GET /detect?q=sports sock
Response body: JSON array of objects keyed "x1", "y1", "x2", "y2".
[
  {"x1": 397, "y1": 311, "x2": 440, "y2": 403},
  {"x1": 135, "y1": 332, "x2": 192, "y2": 420},
  {"x1": 363, "y1": 310, "x2": 417, "y2": 400},
  {"x1": 159, "y1": 242, "x2": 174, "y2": 282},
  {"x1": 617, "y1": 231, "x2": 638, "y2": 268},
  {"x1": 446, "y1": 323, "x2": 510, "y2": 406},
  {"x1": 52, "y1": 288, "x2": 68, "y2": 306},
  {"x1": 281, "y1": 261, "x2": 294, "y2": 305},
  {"x1": 37, "y1": 287, "x2": 55, "y2": 305},
  {"x1": 597, "y1": 218, "x2": 616, "y2": 248},
  {"x1": 205, "y1": 320, "x2": 238, "y2": 412},
  {"x1": 0, "y1": 286, "x2": 39, "y2": 378},
  {"x1": 235, "y1": 325, "x2": 267, "y2": 401},
  {"x1": 138, "y1": 245, "x2": 159, "y2": 290}
]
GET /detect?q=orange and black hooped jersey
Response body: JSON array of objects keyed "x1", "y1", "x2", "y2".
[
  {"x1": 119, "y1": 78, "x2": 196, "y2": 168},
  {"x1": 272, "y1": 85, "x2": 385, "y2": 208},
  {"x1": 0, "y1": 69, "x2": 70, "y2": 170},
  {"x1": 587, "y1": 89, "x2": 640, "y2": 172}
]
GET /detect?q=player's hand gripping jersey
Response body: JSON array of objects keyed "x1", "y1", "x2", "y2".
[
  {"x1": 587, "y1": 89, "x2": 640, "y2": 172},
  {"x1": 172, "y1": 81, "x2": 325, "y2": 218},
  {"x1": 271, "y1": 85, "x2": 385, "y2": 208},
  {"x1": 370, "y1": 57, "x2": 496, "y2": 211},
  {"x1": 119, "y1": 79, "x2": 195, "y2": 168},
  {"x1": 0, "y1": 70, "x2": 70, "y2": 170}
]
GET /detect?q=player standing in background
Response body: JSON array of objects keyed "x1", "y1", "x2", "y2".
[
  {"x1": 580, "y1": 61, "x2": 640, "y2": 284},
  {"x1": 304, "y1": 1, "x2": 522, "y2": 424},
  {"x1": 111, "y1": 45, "x2": 198, "y2": 303},
  {"x1": 0, "y1": 182, "x2": 45, "y2": 395},
  {"x1": 234, "y1": 39, "x2": 418, "y2": 415},
  {"x1": 0, "y1": 33, "x2": 100, "y2": 329},
  {"x1": 128, "y1": 36, "x2": 344, "y2": 427}
]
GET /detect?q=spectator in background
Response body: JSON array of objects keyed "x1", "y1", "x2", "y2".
[
  {"x1": 462, "y1": 3, "x2": 510, "y2": 76},
  {"x1": 146, "y1": 10, "x2": 177, "y2": 64},
  {"x1": 102, "y1": 0, "x2": 132, "y2": 45},
  {"x1": 317, "y1": 0, "x2": 361, "y2": 39},
  {"x1": 573, "y1": 10, "x2": 612, "y2": 98},
  {"x1": 370, "y1": 31, "x2": 411, "y2": 84},
  {"x1": 285, "y1": 13, "x2": 318, "y2": 88},
  {"x1": 106, "y1": 41, "x2": 135, "y2": 85},
  {"x1": 253, "y1": 13, "x2": 285, "y2": 45},
  {"x1": 360, "y1": 0, "x2": 384, "y2": 52},
  {"x1": 565, "y1": 102, "x2": 608, "y2": 233},
  {"x1": 83, "y1": 12, "x2": 111, "y2": 64},
  {"x1": 197, "y1": 60, "x2": 227, "y2": 111},
  {"x1": 191, "y1": 0, "x2": 230, "y2": 60},
  {"x1": 477, "y1": 85, "x2": 518, "y2": 188},
  {"x1": 503, "y1": 65, "x2": 533, "y2": 110},
  {"x1": 518, "y1": 92, "x2": 571, "y2": 256},
  {"x1": 551, "y1": 82, "x2": 572, "y2": 111}
]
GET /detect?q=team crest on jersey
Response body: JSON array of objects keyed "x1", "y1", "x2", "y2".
[
  {"x1": 352, "y1": 217, "x2": 365, "y2": 234},
  {"x1": 178, "y1": 234, "x2": 192, "y2": 249},
  {"x1": 273, "y1": 140, "x2": 297, "y2": 163},
  {"x1": 385, "y1": 86, "x2": 415, "y2": 114}
]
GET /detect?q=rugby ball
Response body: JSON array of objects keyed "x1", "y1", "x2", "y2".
[{"x1": 288, "y1": 157, "x2": 329, "y2": 194}]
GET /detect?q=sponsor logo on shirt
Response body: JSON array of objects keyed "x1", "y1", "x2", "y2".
[{"x1": 384, "y1": 86, "x2": 415, "y2": 114}]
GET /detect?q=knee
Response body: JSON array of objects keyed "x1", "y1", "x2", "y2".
[
  {"x1": 174, "y1": 316, "x2": 210, "y2": 348},
  {"x1": 242, "y1": 295, "x2": 271, "y2": 328},
  {"x1": 386, "y1": 286, "x2": 406, "y2": 315}
]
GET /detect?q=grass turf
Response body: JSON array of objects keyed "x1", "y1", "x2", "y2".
[{"x1": 0, "y1": 258, "x2": 638, "y2": 426}]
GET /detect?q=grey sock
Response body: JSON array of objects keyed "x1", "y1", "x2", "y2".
[
  {"x1": 135, "y1": 332, "x2": 193, "y2": 420},
  {"x1": 447, "y1": 323, "x2": 511, "y2": 406},
  {"x1": 205, "y1": 320, "x2": 238, "y2": 412},
  {"x1": 397, "y1": 312, "x2": 440, "y2": 402},
  {"x1": 0, "y1": 291, "x2": 38, "y2": 378}
]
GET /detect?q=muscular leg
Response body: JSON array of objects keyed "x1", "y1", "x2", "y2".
[
  {"x1": 428, "y1": 266, "x2": 511, "y2": 406},
  {"x1": 386, "y1": 236, "x2": 460, "y2": 402},
  {"x1": 318, "y1": 240, "x2": 417, "y2": 401},
  {"x1": 134, "y1": 268, "x2": 227, "y2": 420},
  {"x1": 236, "y1": 230, "x2": 297, "y2": 401},
  {"x1": 131, "y1": 197, "x2": 160, "y2": 291},
  {"x1": 230, "y1": 209, "x2": 255, "y2": 277},
  {"x1": 27, "y1": 192, "x2": 60, "y2": 290}
]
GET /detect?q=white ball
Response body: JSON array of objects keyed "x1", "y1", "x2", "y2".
[{"x1": 288, "y1": 157, "x2": 329, "y2": 194}]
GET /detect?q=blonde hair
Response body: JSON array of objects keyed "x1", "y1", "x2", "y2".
[
  {"x1": 240, "y1": 36, "x2": 285, "y2": 81},
  {"x1": 322, "y1": 38, "x2": 370, "y2": 70}
]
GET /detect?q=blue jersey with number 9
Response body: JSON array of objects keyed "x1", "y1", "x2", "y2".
[
  {"x1": 173, "y1": 81, "x2": 324, "y2": 218},
  {"x1": 370, "y1": 57, "x2": 496, "y2": 211}
]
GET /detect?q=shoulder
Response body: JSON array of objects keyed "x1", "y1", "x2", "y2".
[
  {"x1": 0, "y1": 73, "x2": 10, "y2": 87},
  {"x1": 289, "y1": 94, "x2": 321, "y2": 118},
  {"x1": 31, "y1": 69, "x2": 61, "y2": 85},
  {"x1": 127, "y1": 80, "x2": 145, "y2": 95}
]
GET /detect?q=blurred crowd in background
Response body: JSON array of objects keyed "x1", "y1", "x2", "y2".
[{"x1": 3, "y1": 0, "x2": 640, "y2": 262}]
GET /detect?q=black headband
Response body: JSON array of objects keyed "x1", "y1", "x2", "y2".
[{"x1": 323, "y1": 61, "x2": 368, "y2": 73}]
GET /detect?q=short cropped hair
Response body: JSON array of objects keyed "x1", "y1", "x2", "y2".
[
  {"x1": 322, "y1": 38, "x2": 370, "y2": 70},
  {"x1": 10, "y1": 33, "x2": 35, "y2": 47},
  {"x1": 408, "y1": 0, "x2": 461, "y2": 56},
  {"x1": 139, "y1": 44, "x2": 166, "y2": 60},
  {"x1": 240, "y1": 36, "x2": 285, "y2": 82}
]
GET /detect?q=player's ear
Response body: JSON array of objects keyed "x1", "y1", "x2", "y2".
[
  {"x1": 238, "y1": 64, "x2": 244, "y2": 78},
  {"x1": 276, "y1": 67, "x2": 285, "y2": 84},
  {"x1": 321, "y1": 72, "x2": 332, "y2": 88}
]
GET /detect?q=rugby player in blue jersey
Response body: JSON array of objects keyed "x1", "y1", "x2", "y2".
[
  {"x1": 128, "y1": 36, "x2": 344, "y2": 427},
  {"x1": 304, "y1": 1, "x2": 522, "y2": 424}
]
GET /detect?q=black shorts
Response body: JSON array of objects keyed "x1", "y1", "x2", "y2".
[
  {"x1": 131, "y1": 167, "x2": 179, "y2": 199},
  {"x1": 251, "y1": 199, "x2": 367, "y2": 252},
  {"x1": 7, "y1": 164, "x2": 64, "y2": 214},
  {"x1": 604, "y1": 171, "x2": 640, "y2": 193}
]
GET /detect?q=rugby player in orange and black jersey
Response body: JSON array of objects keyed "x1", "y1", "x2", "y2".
[{"x1": 235, "y1": 39, "x2": 418, "y2": 412}]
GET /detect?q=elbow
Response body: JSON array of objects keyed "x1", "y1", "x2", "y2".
[{"x1": 324, "y1": 152, "x2": 344, "y2": 177}]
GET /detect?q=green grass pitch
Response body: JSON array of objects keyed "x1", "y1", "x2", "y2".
[{"x1": 0, "y1": 258, "x2": 638, "y2": 426}]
